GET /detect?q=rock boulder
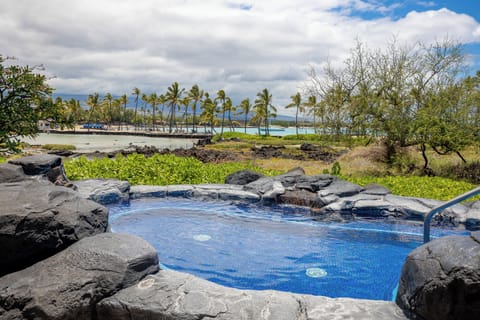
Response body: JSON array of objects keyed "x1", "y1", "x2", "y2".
[
  {"x1": 396, "y1": 232, "x2": 480, "y2": 320},
  {"x1": 0, "y1": 179, "x2": 108, "y2": 276},
  {"x1": 0, "y1": 233, "x2": 159, "y2": 320},
  {"x1": 0, "y1": 163, "x2": 29, "y2": 183},
  {"x1": 225, "y1": 169, "x2": 264, "y2": 185},
  {"x1": 8, "y1": 154, "x2": 70, "y2": 185},
  {"x1": 75, "y1": 179, "x2": 130, "y2": 205}
]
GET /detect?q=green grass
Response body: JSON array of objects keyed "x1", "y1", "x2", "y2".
[
  {"x1": 42, "y1": 144, "x2": 76, "y2": 151},
  {"x1": 64, "y1": 153, "x2": 280, "y2": 185},
  {"x1": 0, "y1": 156, "x2": 6, "y2": 163},
  {"x1": 343, "y1": 175, "x2": 479, "y2": 201}
]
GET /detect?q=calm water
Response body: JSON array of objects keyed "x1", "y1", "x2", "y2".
[
  {"x1": 22, "y1": 133, "x2": 197, "y2": 152},
  {"x1": 108, "y1": 198, "x2": 467, "y2": 301}
]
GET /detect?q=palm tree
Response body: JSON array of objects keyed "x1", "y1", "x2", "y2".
[
  {"x1": 158, "y1": 94, "x2": 166, "y2": 132},
  {"x1": 215, "y1": 89, "x2": 227, "y2": 138},
  {"x1": 132, "y1": 87, "x2": 141, "y2": 130},
  {"x1": 254, "y1": 88, "x2": 277, "y2": 136},
  {"x1": 149, "y1": 93, "x2": 158, "y2": 131},
  {"x1": 165, "y1": 82, "x2": 185, "y2": 133},
  {"x1": 141, "y1": 93, "x2": 148, "y2": 130},
  {"x1": 103, "y1": 93, "x2": 114, "y2": 129},
  {"x1": 238, "y1": 98, "x2": 252, "y2": 133},
  {"x1": 225, "y1": 97, "x2": 235, "y2": 131},
  {"x1": 180, "y1": 96, "x2": 191, "y2": 132},
  {"x1": 86, "y1": 93, "x2": 100, "y2": 132},
  {"x1": 285, "y1": 92, "x2": 302, "y2": 136},
  {"x1": 65, "y1": 98, "x2": 83, "y2": 130},
  {"x1": 187, "y1": 84, "x2": 204, "y2": 133},
  {"x1": 120, "y1": 94, "x2": 128, "y2": 130},
  {"x1": 200, "y1": 92, "x2": 216, "y2": 133},
  {"x1": 141, "y1": 93, "x2": 149, "y2": 130}
]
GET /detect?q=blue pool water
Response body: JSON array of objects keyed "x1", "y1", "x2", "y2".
[{"x1": 108, "y1": 198, "x2": 467, "y2": 301}]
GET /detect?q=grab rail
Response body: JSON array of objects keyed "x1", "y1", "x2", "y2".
[{"x1": 424, "y1": 186, "x2": 480, "y2": 243}]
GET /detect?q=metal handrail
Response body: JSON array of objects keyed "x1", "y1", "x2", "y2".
[{"x1": 424, "y1": 186, "x2": 480, "y2": 243}]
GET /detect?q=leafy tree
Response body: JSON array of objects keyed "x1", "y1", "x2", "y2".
[
  {"x1": 0, "y1": 55, "x2": 53, "y2": 151},
  {"x1": 307, "y1": 38, "x2": 472, "y2": 167},
  {"x1": 304, "y1": 95, "x2": 320, "y2": 133}
]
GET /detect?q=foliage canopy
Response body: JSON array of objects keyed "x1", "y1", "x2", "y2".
[{"x1": 0, "y1": 55, "x2": 53, "y2": 151}]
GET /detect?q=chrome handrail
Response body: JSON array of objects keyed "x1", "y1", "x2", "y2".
[{"x1": 424, "y1": 186, "x2": 480, "y2": 243}]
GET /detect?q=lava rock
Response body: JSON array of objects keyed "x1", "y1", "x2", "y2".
[
  {"x1": 97, "y1": 269, "x2": 408, "y2": 320},
  {"x1": 0, "y1": 233, "x2": 159, "y2": 320},
  {"x1": 0, "y1": 163, "x2": 29, "y2": 183},
  {"x1": 0, "y1": 179, "x2": 108, "y2": 276},
  {"x1": 396, "y1": 233, "x2": 480, "y2": 320},
  {"x1": 9, "y1": 154, "x2": 62, "y2": 175},
  {"x1": 75, "y1": 179, "x2": 130, "y2": 205},
  {"x1": 225, "y1": 169, "x2": 264, "y2": 185}
]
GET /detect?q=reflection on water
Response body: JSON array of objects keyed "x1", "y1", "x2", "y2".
[{"x1": 22, "y1": 133, "x2": 197, "y2": 152}]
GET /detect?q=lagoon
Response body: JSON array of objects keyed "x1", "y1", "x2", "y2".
[{"x1": 22, "y1": 133, "x2": 198, "y2": 153}]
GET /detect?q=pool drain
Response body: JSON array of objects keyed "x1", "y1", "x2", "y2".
[
  {"x1": 306, "y1": 267, "x2": 327, "y2": 278},
  {"x1": 193, "y1": 234, "x2": 211, "y2": 241}
]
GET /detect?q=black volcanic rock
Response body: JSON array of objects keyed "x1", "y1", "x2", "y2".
[
  {"x1": 396, "y1": 233, "x2": 480, "y2": 320},
  {"x1": 0, "y1": 179, "x2": 108, "y2": 276},
  {"x1": 0, "y1": 233, "x2": 159, "y2": 320},
  {"x1": 225, "y1": 169, "x2": 264, "y2": 185}
]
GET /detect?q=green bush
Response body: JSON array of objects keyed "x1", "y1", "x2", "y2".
[{"x1": 64, "y1": 153, "x2": 280, "y2": 185}]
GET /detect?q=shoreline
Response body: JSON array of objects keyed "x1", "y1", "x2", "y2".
[{"x1": 43, "y1": 129, "x2": 213, "y2": 140}]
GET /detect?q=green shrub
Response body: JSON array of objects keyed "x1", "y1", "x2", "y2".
[{"x1": 64, "y1": 153, "x2": 280, "y2": 185}]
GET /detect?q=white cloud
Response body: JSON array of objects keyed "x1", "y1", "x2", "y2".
[{"x1": 1, "y1": 0, "x2": 479, "y2": 115}]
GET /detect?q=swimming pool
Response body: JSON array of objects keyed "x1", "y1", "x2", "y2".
[{"x1": 108, "y1": 198, "x2": 466, "y2": 301}]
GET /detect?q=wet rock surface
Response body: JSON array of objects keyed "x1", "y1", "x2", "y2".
[
  {"x1": 97, "y1": 269, "x2": 408, "y2": 320},
  {"x1": 0, "y1": 233, "x2": 159, "y2": 320},
  {"x1": 396, "y1": 232, "x2": 480, "y2": 320}
]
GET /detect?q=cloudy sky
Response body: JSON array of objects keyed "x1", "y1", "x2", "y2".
[{"x1": 2, "y1": 0, "x2": 479, "y2": 115}]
